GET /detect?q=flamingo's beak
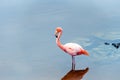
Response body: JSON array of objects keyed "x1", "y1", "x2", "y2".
[
  {"x1": 55, "y1": 34, "x2": 58, "y2": 38},
  {"x1": 55, "y1": 31, "x2": 58, "y2": 38}
]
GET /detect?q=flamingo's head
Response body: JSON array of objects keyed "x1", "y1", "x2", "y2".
[{"x1": 55, "y1": 27, "x2": 63, "y2": 38}]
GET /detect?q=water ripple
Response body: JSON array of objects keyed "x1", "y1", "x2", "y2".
[{"x1": 72, "y1": 32, "x2": 120, "y2": 62}]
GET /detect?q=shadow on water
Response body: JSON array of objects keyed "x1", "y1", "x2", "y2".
[{"x1": 61, "y1": 67, "x2": 89, "y2": 80}]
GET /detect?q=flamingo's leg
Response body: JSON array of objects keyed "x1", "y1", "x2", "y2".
[{"x1": 72, "y1": 56, "x2": 75, "y2": 70}]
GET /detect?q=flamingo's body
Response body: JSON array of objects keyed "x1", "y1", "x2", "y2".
[{"x1": 55, "y1": 27, "x2": 89, "y2": 70}]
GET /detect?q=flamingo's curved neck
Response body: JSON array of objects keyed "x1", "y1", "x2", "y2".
[{"x1": 56, "y1": 31, "x2": 65, "y2": 51}]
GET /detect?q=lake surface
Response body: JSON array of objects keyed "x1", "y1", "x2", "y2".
[{"x1": 0, "y1": 0, "x2": 120, "y2": 80}]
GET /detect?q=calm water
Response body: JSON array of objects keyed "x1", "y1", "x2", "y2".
[{"x1": 0, "y1": 0, "x2": 120, "y2": 80}]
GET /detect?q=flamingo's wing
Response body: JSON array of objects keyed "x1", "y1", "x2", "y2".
[{"x1": 64, "y1": 43, "x2": 83, "y2": 56}]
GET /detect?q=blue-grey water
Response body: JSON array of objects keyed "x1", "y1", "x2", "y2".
[{"x1": 0, "y1": 0, "x2": 120, "y2": 80}]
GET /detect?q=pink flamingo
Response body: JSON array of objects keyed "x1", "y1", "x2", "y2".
[{"x1": 55, "y1": 27, "x2": 89, "y2": 70}]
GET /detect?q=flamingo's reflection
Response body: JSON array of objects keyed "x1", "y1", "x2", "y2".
[{"x1": 61, "y1": 67, "x2": 89, "y2": 80}]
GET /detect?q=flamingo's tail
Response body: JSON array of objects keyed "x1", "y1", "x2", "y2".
[{"x1": 82, "y1": 49, "x2": 89, "y2": 56}]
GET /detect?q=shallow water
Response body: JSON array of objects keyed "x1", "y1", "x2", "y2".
[{"x1": 0, "y1": 0, "x2": 120, "y2": 80}]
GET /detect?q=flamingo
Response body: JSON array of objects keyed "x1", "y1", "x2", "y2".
[{"x1": 55, "y1": 27, "x2": 89, "y2": 70}]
